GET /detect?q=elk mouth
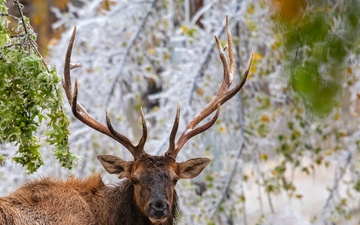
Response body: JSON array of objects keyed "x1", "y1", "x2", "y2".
[{"x1": 149, "y1": 216, "x2": 167, "y2": 224}]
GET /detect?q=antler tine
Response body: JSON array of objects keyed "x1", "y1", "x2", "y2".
[
  {"x1": 64, "y1": 26, "x2": 145, "y2": 158},
  {"x1": 105, "y1": 108, "x2": 147, "y2": 157},
  {"x1": 226, "y1": 16, "x2": 236, "y2": 83},
  {"x1": 165, "y1": 16, "x2": 253, "y2": 159},
  {"x1": 136, "y1": 108, "x2": 148, "y2": 151},
  {"x1": 165, "y1": 102, "x2": 180, "y2": 159},
  {"x1": 63, "y1": 27, "x2": 77, "y2": 104},
  {"x1": 104, "y1": 111, "x2": 138, "y2": 156}
]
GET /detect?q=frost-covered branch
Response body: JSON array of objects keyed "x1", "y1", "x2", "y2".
[{"x1": 321, "y1": 152, "x2": 352, "y2": 220}]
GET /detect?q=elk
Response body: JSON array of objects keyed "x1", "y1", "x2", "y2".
[{"x1": 0, "y1": 16, "x2": 253, "y2": 225}]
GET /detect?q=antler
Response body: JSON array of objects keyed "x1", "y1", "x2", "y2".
[
  {"x1": 63, "y1": 26, "x2": 147, "y2": 158},
  {"x1": 165, "y1": 16, "x2": 253, "y2": 160}
]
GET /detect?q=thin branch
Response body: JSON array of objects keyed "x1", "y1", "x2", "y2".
[
  {"x1": 0, "y1": 43, "x2": 23, "y2": 49},
  {"x1": 321, "y1": 152, "x2": 352, "y2": 219},
  {"x1": 253, "y1": 149, "x2": 275, "y2": 214},
  {"x1": 209, "y1": 138, "x2": 246, "y2": 219},
  {"x1": 13, "y1": 0, "x2": 50, "y2": 72},
  {"x1": 10, "y1": 34, "x2": 27, "y2": 38},
  {"x1": 190, "y1": 0, "x2": 217, "y2": 25},
  {"x1": 105, "y1": 0, "x2": 158, "y2": 108},
  {"x1": 256, "y1": 173, "x2": 264, "y2": 215},
  {"x1": 267, "y1": 191, "x2": 275, "y2": 214},
  {"x1": 13, "y1": 0, "x2": 28, "y2": 34}
]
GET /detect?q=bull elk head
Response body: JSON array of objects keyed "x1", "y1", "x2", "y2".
[{"x1": 63, "y1": 16, "x2": 253, "y2": 224}]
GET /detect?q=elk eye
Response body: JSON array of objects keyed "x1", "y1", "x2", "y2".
[
  {"x1": 130, "y1": 177, "x2": 139, "y2": 185},
  {"x1": 173, "y1": 177, "x2": 179, "y2": 185}
]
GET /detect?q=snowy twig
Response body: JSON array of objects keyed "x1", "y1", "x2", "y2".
[
  {"x1": 190, "y1": 0, "x2": 217, "y2": 26},
  {"x1": 321, "y1": 152, "x2": 352, "y2": 220}
]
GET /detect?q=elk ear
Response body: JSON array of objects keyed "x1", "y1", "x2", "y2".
[
  {"x1": 176, "y1": 158, "x2": 211, "y2": 179},
  {"x1": 97, "y1": 155, "x2": 132, "y2": 179}
]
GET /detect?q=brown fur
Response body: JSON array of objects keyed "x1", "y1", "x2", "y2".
[
  {"x1": 0, "y1": 149, "x2": 210, "y2": 225},
  {"x1": 0, "y1": 175, "x2": 178, "y2": 225}
]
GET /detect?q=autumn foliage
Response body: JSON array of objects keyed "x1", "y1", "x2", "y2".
[{"x1": 270, "y1": 0, "x2": 306, "y2": 21}]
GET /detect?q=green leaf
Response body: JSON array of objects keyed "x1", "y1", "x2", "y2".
[{"x1": 0, "y1": 2, "x2": 74, "y2": 173}]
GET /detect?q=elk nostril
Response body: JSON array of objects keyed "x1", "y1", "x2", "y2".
[
  {"x1": 149, "y1": 200, "x2": 169, "y2": 218},
  {"x1": 151, "y1": 200, "x2": 167, "y2": 210}
]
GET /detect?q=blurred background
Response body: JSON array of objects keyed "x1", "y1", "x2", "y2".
[{"x1": 1, "y1": 0, "x2": 360, "y2": 224}]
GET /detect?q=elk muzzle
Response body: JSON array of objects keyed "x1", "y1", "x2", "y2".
[{"x1": 146, "y1": 198, "x2": 171, "y2": 222}]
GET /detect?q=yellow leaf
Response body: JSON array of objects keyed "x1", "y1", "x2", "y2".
[
  {"x1": 239, "y1": 195, "x2": 246, "y2": 202},
  {"x1": 147, "y1": 48, "x2": 155, "y2": 55},
  {"x1": 250, "y1": 66, "x2": 257, "y2": 74},
  {"x1": 218, "y1": 126, "x2": 226, "y2": 133},
  {"x1": 340, "y1": 198, "x2": 347, "y2": 206},
  {"x1": 297, "y1": 108, "x2": 303, "y2": 114},
  {"x1": 338, "y1": 130, "x2": 346, "y2": 138},
  {"x1": 181, "y1": 25, "x2": 188, "y2": 34},
  {"x1": 205, "y1": 96, "x2": 212, "y2": 102},
  {"x1": 152, "y1": 106, "x2": 160, "y2": 112},
  {"x1": 295, "y1": 194, "x2": 303, "y2": 199},
  {"x1": 243, "y1": 175, "x2": 248, "y2": 181},
  {"x1": 253, "y1": 52, "x2": 263, "y2": 60},
  {"x1": 101, "y1": 0, "x2": 111, "y2": 10},
  {"x1": 163, "y1": 53, "x2": 169, "y2": 60},
  {"x1": 196, "y1": 88, "x2": 204, "y2": 96},
  {"x1": 261, "y1": 114, "x2": 270, "y2": 123},
  {"x1": 334, "y1": 113, "x2": 340, "y2": 121},
  {"x1": 260, "y1": 153, "x2": 268, "y2": 161},
  {"x1": 247, "y1": 3, "x2": 255, "y2": 15},
  {"x1": 293, "y1": 130, "x2": 301, "y2": 138}
]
